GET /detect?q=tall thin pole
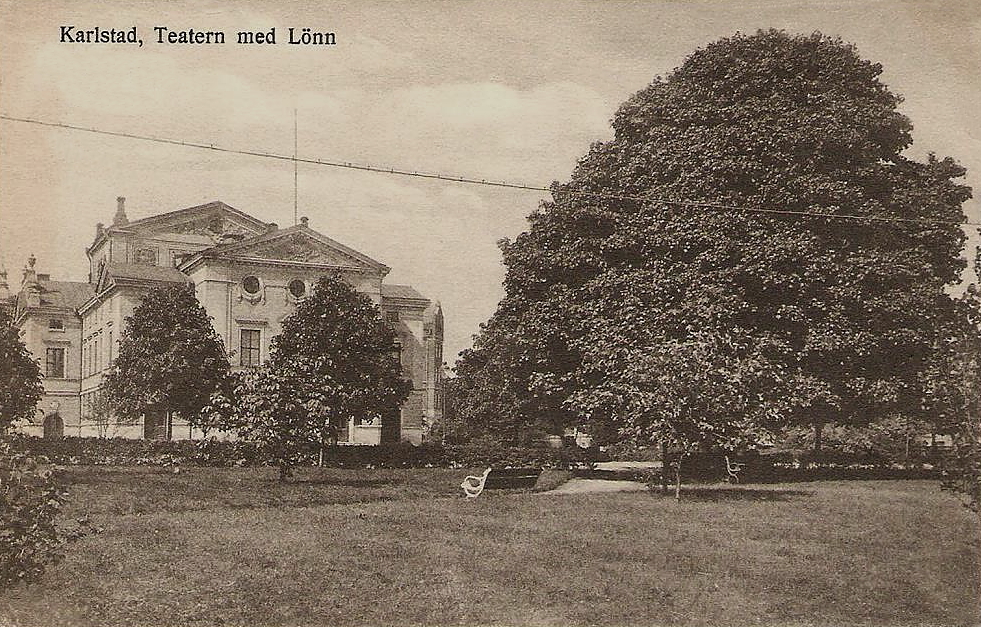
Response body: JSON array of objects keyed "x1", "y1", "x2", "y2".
[{"x1": 293, "y1": 108, "x2": 298, "y2": 226}]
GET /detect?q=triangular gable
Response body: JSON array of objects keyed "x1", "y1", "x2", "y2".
[
  {"x1": 124, "y1": 201, "x2": 271, "y2": 240},
  {"x1": 197, "y1": 226, "x2": 390, "y2": 274}
]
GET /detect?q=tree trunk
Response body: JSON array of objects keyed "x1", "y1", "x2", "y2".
[
  {"x1": 813, "y1": 421, "x2": 824, "y2": 452},
  {"x1": 279, "y1": 462, "x2": 292, "y2": 482},
  {"x1": 675, "y1": 457, "x2": 682, "y2": 501},
  {"x1": 905, "y1": 418, "x2": 911, "y2": 469},
  {"x1": 660, "y1": 441, "x2": 669, "y2": 494}
]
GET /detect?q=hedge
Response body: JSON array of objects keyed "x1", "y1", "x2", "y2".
[{"x1": 6, "y1": 435, "x2": 609, "y2": 470}]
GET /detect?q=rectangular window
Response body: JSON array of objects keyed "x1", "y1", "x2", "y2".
[
  {"x1": 49, "y1": 319, "x2": 64, "y2": 331},
  {"x1": 134, "y1": 248, "x2": 158, "y2": 265},
  {"x1": 240, "y1": 329, "x2": 261, "y2": 367},
  {"x1": 46, "y1": 348, "x2": 65, "y2": 378}
]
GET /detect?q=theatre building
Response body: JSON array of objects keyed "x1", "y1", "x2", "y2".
[{"x1": 1, "y1": 199, "x2": 444, "y2": 444}]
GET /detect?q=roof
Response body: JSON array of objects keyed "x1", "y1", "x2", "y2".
[
  {"x1": 381, "y1": 284, "x2": 428, "y2": 301},
  {"x1": 88, "y1": 200, "x2": 271, "y2": 254},
  {"x1": 118, "y1": 200, "x2": 272, "y2": 234},
  {"x1": 17, "y1": 280, "x2": 95, "y2": 311},
  {"x1": 182, "y1": 223, "x2": 391, "y2": 275},
  {"x1": 105, "y1": 262, "x2": 191, "y2": 284}
]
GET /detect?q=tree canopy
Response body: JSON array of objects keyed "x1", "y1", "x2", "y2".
[
  {"x1": 454, "y1": 30, "x2": 972, "y2": 452},
  {"x1": 103, "y1": 284, "x2": 230, "y2": 424},
  {"x1": 203, "y1": 274, "x2": 410, "y2": 478},
  {"x1": 0, "y1": 307, "x2": 43, "y2": 433}
]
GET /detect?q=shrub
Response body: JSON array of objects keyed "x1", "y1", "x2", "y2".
[
  {"x1": 774, "y1": 419, "x2": 941, "y2": 467},
  {"x1": 0, "y1": 440, "x2": 68, "y2": 589},
  {"x1": 941, "y1": 418, "x2": 981, "y2": 513},
  {"x1": 533, "y1": 469, "x2": 573, "y2": 492}
]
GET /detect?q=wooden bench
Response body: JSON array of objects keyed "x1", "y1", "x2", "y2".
[{"x1": 461, "y1": 467, "x2": 542, "y2": 498}]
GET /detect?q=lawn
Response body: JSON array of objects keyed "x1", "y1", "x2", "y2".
[{"x1": 2, "y1": 467, "x2": 978, "y2": 627}]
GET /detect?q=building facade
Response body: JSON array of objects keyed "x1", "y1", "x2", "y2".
[{"x1": 2, "y1": 199, "x2": 444, "y2": 444}]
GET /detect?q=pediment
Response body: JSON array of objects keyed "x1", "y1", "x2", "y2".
[
  {"x1": 212, "y1": 229, "x2": 388, "y2": 274},
  {"x1": 127, "y1": 202, "x2": 270, "y2": 242},
  {"x1": 239, "y1": 233, "x2": 360, "y2": 266}
]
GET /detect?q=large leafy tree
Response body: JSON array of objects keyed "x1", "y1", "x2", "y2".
[
  {"x1": 103, "y1": 284, "x2": 230, "y2": 429},
  {"x1": 456, "y1": 30, "x2": 971, "y2": 453},
  {"x1": 204, "y1": 274, "x2": 410, "y2": 479},
  {"x1": 0, "y1": 307, "x2": 43, "y2": 433}
]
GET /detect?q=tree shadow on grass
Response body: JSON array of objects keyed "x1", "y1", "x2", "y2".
[{"x1": 656, "y1": 486, "x2": 813, "y2": 502}]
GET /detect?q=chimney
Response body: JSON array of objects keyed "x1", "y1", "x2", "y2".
[
  {"x1": 113, "y1": 196, "x2": 129, "y2": 226},
  {"x1": 299, "y1": 216, "x2": 309, "y2": 227},
  {"x1": 95, "y1": 222, "x2": 105, "y2": 240}
]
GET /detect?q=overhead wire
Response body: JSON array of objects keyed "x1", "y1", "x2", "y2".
[{"x1": 1, "y1": 113, "x2": 977, "y2": 229}]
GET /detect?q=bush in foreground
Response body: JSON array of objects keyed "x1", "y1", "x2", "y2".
[{"x1": 0, "y1": 440, "x2": 68, "y2": 589}]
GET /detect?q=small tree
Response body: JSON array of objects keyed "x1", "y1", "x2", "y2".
[
  {"x1": 1, "y1": 310, "x2": 68, "y2": 589},
  {"x1": 572, "y1": 328, "x2": 788, "y2": 499},
  {"x1": 0, "y1": 440, "x2": 68, "y2": 590},
  {"x1": 204, "y1": 274, "x2": 410, "y2": 479},
  {"x1": 927, "y1": 289, "x2": 981, "y2": 514},
  {"x1": 0, "y1": 307, "x2": 43, "y2": 433},
  {"x1": 429, "y1": 375, "x2": 477, "y2": 445},
  {"x1": 103, "y1": 284, "x2": 230, "y2": 432},
  {"x1": 204, "y1": 366, "x2": 315, "y2": 480},
  {"x1": 86, "y1": 390, "x2": 114, "y2": 439}
]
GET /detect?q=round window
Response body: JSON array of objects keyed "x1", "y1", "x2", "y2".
[
  {"x1": 288, "y1": 279, "x2": 306, "y2": 299},
  {"x1": 242, "y1": 275, "x2": 261, "y2": 295}
]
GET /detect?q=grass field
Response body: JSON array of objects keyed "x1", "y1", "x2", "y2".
[{"x1": 2, "y1": 467, "x2": 978, "y2": 627}]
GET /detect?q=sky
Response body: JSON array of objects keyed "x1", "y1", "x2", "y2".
[{"x1": 1, "y1": 0, "x2": 979, "y2": 362}]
